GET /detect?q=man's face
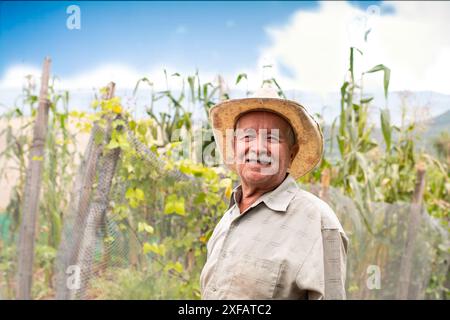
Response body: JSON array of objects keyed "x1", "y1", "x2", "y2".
[{"x1": 233, "y1": 111, "x2": 299, "y2": 188}]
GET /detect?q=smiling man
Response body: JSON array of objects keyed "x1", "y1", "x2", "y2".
[{"x1": 200, "y1": 87, "x2": 348, "y2": 300}]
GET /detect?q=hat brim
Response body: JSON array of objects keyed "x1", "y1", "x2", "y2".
[{"x1": 209, "y1": 97, "x2": 324, "y2": 179}]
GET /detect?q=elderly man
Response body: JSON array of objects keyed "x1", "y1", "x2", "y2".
[{"x1": 200, "y1": 87, "x2": 348, "y2": 300}]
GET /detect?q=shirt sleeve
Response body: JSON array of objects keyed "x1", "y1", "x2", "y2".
[
  {"x1": 295, "y1": 228, "x2": 349, "y2": 300},
  {"x1": 321, "y1": 228, "x2": 348, "y2": 300},
  {"x1": 295, "y1": 235, "x2": 325, "y2": 300}
]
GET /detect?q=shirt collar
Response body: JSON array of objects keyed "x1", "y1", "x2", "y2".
[{"x1": 228, "y1": 173, "x2": 298, "y2": 213}]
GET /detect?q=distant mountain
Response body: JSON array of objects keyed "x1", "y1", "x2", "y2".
[
  {"x1": 1, "y1": 88, "x2": 449, "y2": 127},
  {"x1": 423, "y1": 109, "x2": 450, "y2": 140},
  {"x1": 0, "y1": 86, "x2": 448, "y2": 158},
  {"x1": 322, "y1": 109, "x2": 450, "y2": 160},
  {"x1": 285, "y1": 90, "x2": 450, "y2": 127}
]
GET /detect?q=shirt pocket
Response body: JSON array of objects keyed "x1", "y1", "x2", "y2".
[{"x1": 226, "y1": 257, "x2": 283, "y2": 299}]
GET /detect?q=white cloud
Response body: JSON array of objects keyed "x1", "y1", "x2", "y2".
[
  {"x1": 256, "y1": 1, "x2": 450, "y2": 94},
  {"x1": 0, "y1": 65, "x2": 41, "y2": 89},
  {"x1": 0, "y1": 63, "x2": 215, "y2": 92},
  {"x1": 0, "y1": 62, "x2": 230, "y2": 116},
  {"x1": 1, "y1": 1, "x2": 449, "y2": 99}
]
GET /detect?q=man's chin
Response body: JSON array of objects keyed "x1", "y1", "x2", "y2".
[{"x1": 241, "y1": 167, "x2": 277, "y2": 184}]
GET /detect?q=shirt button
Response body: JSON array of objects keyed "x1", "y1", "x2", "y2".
[
  {"x1": 212, "y1": 287, "x2": 217, "y2": 292},
  {"x1": 221, "y1": 252, "x2": 226, "y2": 258}
]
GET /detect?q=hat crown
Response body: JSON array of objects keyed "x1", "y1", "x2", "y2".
[{"x1": 251, "y1": 86, "x2": 282, "y2": 99}]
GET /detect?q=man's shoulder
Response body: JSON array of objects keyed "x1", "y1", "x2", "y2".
[{"x1": 289, "y1": 187, "x2": 345, "y2": 232}]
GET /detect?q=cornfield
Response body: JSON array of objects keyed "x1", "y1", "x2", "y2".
[{"x1": 0, "y1": 44, "x2": 448, "y2": 300}]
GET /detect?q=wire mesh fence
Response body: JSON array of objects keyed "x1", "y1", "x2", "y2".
[
  {"x1": 304, "y1": 183, "x2": 449, "y2": 299},
  {"x1": 54, "y1": 84, "x2": 197, "y2": 299},
  {"x1": 0, "y1": 78, "x2": 448, "y2": 300}
]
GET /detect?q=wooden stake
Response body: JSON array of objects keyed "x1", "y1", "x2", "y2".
[
  {"x1": 55, "y1": 82, "x2": 115, "y2": 299},
  {"x1": 218, "y1": 74, "x2": 226, "y2": 101},
  {"x1": 17, "y1": 57, "x2": 51, "y2": 300},
  {"x1": 396, "y1": 162, "x2": 426, "y2": 299},
  {"x1": 319, "y1": 168, "x2": 331, "y2": 203},
  {"x1": 72, "y1": 82, "x2": 121, "y2": 299}
]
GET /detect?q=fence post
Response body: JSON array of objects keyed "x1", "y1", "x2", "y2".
[
  {"x1": 72, "y1": 82, "x2": 122, "y2": 299},
  {"x1": 218, "y1": 74, "x2": 227, "y2": 101},
  {"x1": 319, "y1": 168, "x2": 331, "y2": 203},
  {"x1": 396, "y1": 162, "x2": 426, "y2": 299},
  {"x1": 16, "y1": 57, "x2": 51, "y2": 300},
  {"x1": 55, "y1": 82, "x2": 116, "y2": 299}
]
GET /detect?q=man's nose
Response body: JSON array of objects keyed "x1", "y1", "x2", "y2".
[{"x1": 248, "y1": 134, "x2": 269, "y2": 153}]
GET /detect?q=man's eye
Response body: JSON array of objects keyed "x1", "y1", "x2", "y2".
[{"x1": 268, "y1": 135, "x2": 280, "y2": 142}]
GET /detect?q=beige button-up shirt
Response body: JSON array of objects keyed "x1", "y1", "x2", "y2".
[{"x1": 200, "y1": 174, "x2": 348, "y2": 300}]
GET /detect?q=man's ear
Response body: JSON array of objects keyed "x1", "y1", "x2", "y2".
[{"x1": 290, "y1": 143, "x2": 299, "y2": 163}]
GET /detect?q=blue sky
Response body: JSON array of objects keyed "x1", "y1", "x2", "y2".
[
  {"x1": 1, "y1": 1, "x2": 449, "y2": 124},
  {"x1": 1, "y1": 1, "x2": 449, "y2": 115},
  {"x1": 0, "y1": 1, "x2": 386, "y2": 77}
]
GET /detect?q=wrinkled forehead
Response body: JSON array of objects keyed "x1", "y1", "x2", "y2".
[{"x1": 234, "y1": 110, "x2": 291, "y2": 131}]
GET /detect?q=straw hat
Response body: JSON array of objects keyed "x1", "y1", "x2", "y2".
[{"x1": 209, "y1": 86, "x2": 324, "y2": 179}]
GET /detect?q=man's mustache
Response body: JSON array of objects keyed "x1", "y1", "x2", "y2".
[{"x1": 240, "y1": 150, "x2": 275, "y2": 165}]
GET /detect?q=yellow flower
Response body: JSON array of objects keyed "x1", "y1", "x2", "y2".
[{"x1": 112, "y1": 104, "x2": 122, "y2": 114}]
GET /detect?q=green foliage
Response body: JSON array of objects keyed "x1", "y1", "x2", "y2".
[
  {"x1": 0, "y1": 54, "x2": 447, "y2": 300},
  {"x1": 88, "y1": 266, "x2": 199, "y2": 299},
  {"x1": 300, "y1": 36, "x2": 449, "y2": 298}
]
